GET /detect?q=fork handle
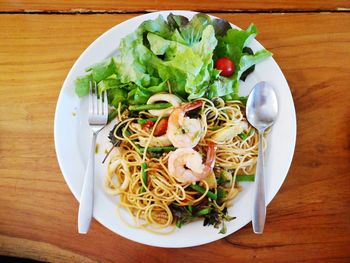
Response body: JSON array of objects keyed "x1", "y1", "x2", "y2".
[{"x1": 78, "y1": 132, "x2": 97, "y2": 234}]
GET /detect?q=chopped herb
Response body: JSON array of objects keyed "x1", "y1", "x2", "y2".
[
  {"x1": 95, "y1": 144, "x2": 99, "y2": 154},
  {"x1": 203, "y1": 207, "x2": 235, "y2": 234},
  {"x1": 170, "y1": 205, "x2": 193, "y2": 228}
]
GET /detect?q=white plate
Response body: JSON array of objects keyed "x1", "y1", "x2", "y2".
[{"x1": 54, "y1": 11, "x2": 296, "y2": 247}]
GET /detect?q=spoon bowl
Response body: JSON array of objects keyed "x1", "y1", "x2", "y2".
[{"x1": 246, "y1": 81, "x2": 279, "y2": 132}]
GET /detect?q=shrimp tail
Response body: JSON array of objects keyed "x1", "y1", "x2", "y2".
[
  {"x1": 181, "y1": 100, "x2": 204, "y2": 112},
  {"x1": 196, "y1": 142, "x2": 216, "y2": 181},
  {"x1": 205, "y1": 141, "x2": 216, "y2": 169}
]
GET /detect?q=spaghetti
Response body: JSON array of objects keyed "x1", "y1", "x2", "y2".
[{"x1": 104, "y1": 97, "x2": 262, "y2": 233}]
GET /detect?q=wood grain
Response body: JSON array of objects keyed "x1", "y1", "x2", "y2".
[
  {"x1": 0, "y1": 0, "x2": 349, "y2": 13},
  {"x1": 0, "y1": 13, "x2": 350, "y2": 262}
]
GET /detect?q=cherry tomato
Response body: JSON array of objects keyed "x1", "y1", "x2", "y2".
[
  {"x1": 182, "y1": 198, "x2": 189, "y2": 204},
  {"x1": 153, "y1": 118, "x2": 168, "y2": 136},
  {"x1": 142, "y1": 120, "x2": 154, "y2": 129},
  {"x1": 215, "y1": 57, "x2": 235, "y2": 77}
]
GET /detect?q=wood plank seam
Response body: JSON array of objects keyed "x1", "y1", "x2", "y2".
[{"x1": 0, "y1": 9, "x2": 349, "y2": 15}]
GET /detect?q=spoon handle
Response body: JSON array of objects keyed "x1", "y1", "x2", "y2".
[{"x1": 252, "y1": 131, "x2": 266, "y2": 234}]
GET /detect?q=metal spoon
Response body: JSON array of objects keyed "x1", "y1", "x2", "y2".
[{"x1": 246, "y1": 81, "x2": 279, "y2": 234}]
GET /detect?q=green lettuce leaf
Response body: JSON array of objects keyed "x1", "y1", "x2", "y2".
[
  {"x1": 86, "y1": 58, "x2": 116, "y2": 83},
  {"x1": 149, "y1": 25, "x2": 217, "y2": 100},
  {"x1": 140, "y1": 15, "x2": 171, "y2": 39},
  {"x1": 108, "y1": 88, "x2": 128, "y2": 108},
  {"x1": 127, "y1": 80, "x2": 168, "y2": 105},
  {"x1": 208, "y1": 76, "x2": 234, "y2": 99},
  {"x1": 167, "y1": 13, "x2": 189, "y2": 31},
  {"x1": 75, "y1": 74, "x2": 92, "y2": 97},
  {"x1": 214, "y1": 24, "x2": 258, "y2": 65},
  {"x1": 178, "y1": 14, "x2": 211, "y2": 46},
  {"x1": 237, "y1": 49, "x2": 272, "y2": 77},
  {"x1": 211, "y1": 18, "x2": 232, "y2": 37}
]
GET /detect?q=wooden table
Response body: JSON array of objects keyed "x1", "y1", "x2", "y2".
[{"x1": 0, "y1": 1, "x2": 349, "y2": 262}]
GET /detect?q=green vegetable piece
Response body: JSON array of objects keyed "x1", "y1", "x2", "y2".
[
  {"x1": 86, "y1": 58, "x2": 116, "y2": 83},
  {"x1": 107, "y1": 111, "x2": 118, "y2": 124},
  {"x1": 219, "y1": 222, "x2": 227, "y2": 234},
  {"x1": 211, "y1": 18, "x2": 232, "y2": 37},
  {"x1": 236, "y1": 49, "x2": 272, "y2": 78},
  {"x1": 167, "y1": 13, "x2": 189, "y2": 31},
  {"x1": 217, "y1": 188, "x2": 228, "y2": 199},
  {"x1": 236, "y1": 174, "x2": 255, "y2": 182},
  {"x1": 238, "y1": 132, "x2": 248, "y2": 140},
  {"x1": 238, "y1": 129, "x2": 254, "y2": 140},
  {"x1": 75, "y1": 74, "x2": 92, "y2": 97},
  {"x1": 108, "y1": 88, "x2": 128, "y2": 108},
  {"x1": 195, "y1": 208, "x2": 212, "y2": 216},
  {"x1": 208, "y1": 76, "x2": 234, "y2": 99},
  {"x1": 218, "y1": 170, "x2": 232, "y2": 184},
  {"x1": 179, "y1": 13, "x2": 211, "y2": 46},
  {"x1": 140, "y1": 15, "x2": 172, "y2": 39},
  {"x1": 230, "y1": 94, "x2": 248, "y2": 105},
  {"x1": 176, "y1": 220, "x2": 183, "y2": 228},
  {"x1": 128, "y1": 81, "x2": 168, "y2": 105},
  {"x1": 129, "y1": 103, "x2": 172, "y2": 111},
  {"x1": 189, "y1": 184, "x2": 217, "y2": 200},
  {"x1": 137, "y1": 117, "x2": 159, "y2": 125},
  {"x1": 240, "y1": 47, "x2": 255, "y2": 81},
  {"x1": 139, "y1": 146, "x2": 175, "y2": 153},
  {"x1": 187, "y1": 203, "x2": 193, "y2": 213},
  {"x1": 140, "y1": 163, "x2": 148, "y2": 193}
]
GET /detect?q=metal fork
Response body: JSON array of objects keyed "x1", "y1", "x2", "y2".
[{"x1": 78, "y1": 81, "x2": 108, "y2": 234}]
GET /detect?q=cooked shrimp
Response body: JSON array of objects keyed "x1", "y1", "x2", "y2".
[
  {"x1": 168, "y1": 142, "x2": 216, "y2": 183},
  {"x1": 166, "y1": 100, "x2": 204, "y2": 148}
]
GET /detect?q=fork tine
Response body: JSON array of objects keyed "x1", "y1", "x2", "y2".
[
  {"x1": 97, "y1": 82, "x2": 103, "y2": 115},
  {"x1": 103, "y1": 91, "x2": 108, "y2": 116},
  {"x1": 89, "y1": 81, "x2": 93, "y2": 115},
  {"x1": 93, "y1": 81, "x2": 98, "y2": 114}
]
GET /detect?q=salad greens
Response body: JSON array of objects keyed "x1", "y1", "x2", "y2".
[{"x1": 75, "y1": 13, "x2": 272, "y2": 109}]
